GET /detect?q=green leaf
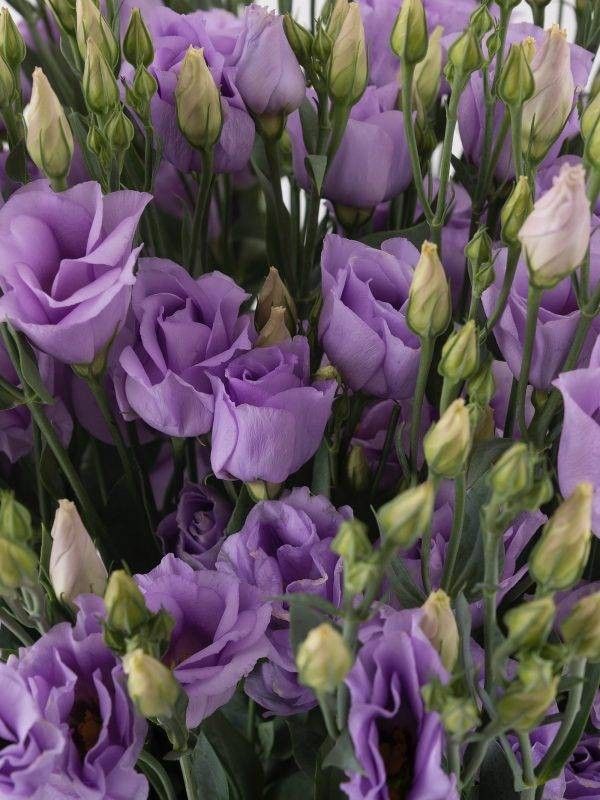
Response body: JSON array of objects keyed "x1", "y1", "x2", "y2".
[
  {"x1": 8, "y1": 328, "x2": 54, "y2": 405},
  {"x1": 360, "y1": 221, "x2": 429, "y2": 249},
  {"x1": 5, "y1": 140, "x2": 27, "y2": 184},
  {"x1": 466, "y1": 439, "x2": 516, "y2": 490},
  {"x1": 190, "y1": 732, "x2": 230, "y2": 800},
  {"x1": 386, "y1": 555, "x2": 426, "y2": 608},
  {"x1": 287, "y1": 713, "x2": 327, "y2": 776},
  {"x1": 203, "y1": 711, "x2": 264, "y2": 800},
  {"x1": 478, "y1": 741, "x2": 520, "y2": 800},
  {"x1": 136, "y1": 750, "x2": 177, "y2": 800},
  {"x1": 290, "y1": 602, "x2": 328, "y2": 656},
  {"x1": 265, "y1": 772, "x2": 313, "y2": 800},
  {"x1": 311, "y1": 438, "x2": 331, "y2": 498},
  {"x1": 298, "y1": 97, "x2": 318, "y2": 154},
  {"x1": 305, "y1": 155, "x2": 328, "y2": 194},
  {"x1": 322, "y1": 730, "x2": 362, "y2": 774}
]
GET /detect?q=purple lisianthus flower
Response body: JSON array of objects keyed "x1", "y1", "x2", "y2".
[
  {"x1": 0, "y1": 180, "x2": 150, "y2": 366},
  {"x1": 157, "y1": 480, "x2": 231, "y2": 568},
  {"x1": 10, "y1": 596, "x2": 147, "y2": 800},
  {"x1": 231, "y1": 4, "x2": 305, "y2": 119},
  {"x1": 564, "y1": 734, "x2": 600, "y2": 798},
  {"x1": 319, "y1": 234, "x2": 420, "y2": 400},
  {"x1": 216, "y1": 487, "x2": 350, "y2": 715},
  {"x1": 118, "y1": 258, "x2": 254, "y2": 438},
  {"x1": 342, "y1": 607, "x2": 457, "y2": 800},
  {"x1": 136, "y1": 554, "x2": 270, "y2": 728},
  {"x1": 0, "y1": 661, "x2": 64, "y2": 799},
  {"x1": 288, "y1": 84, "x2": 412, "y2": 211},
  {"x1": 136, "y1": 6, "x2": 255, "y2": 174},
  {"x1": 209, "y1": 336, "x2": 336, "y2": 483}
]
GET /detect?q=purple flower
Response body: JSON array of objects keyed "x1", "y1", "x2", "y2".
[
  {"x1": 0, "y1": 661, "x2": 64, "y2": 799},
  {"x1": 564, "y1": 734, "x2": 600, "y2": 798},
  {"x1": 157, "y1": 480, "x2": 231, "y2": 568},
  {"x1": 231, "y1": 5, "x2": 305, "y2": 118},
  {"x1": 217, "y1": 487, "x2": 350, "y2": 715},
  {"x1": 9, "y1": 596, "x2": 147, "y2": 800},
  {"x1": 118, "y1": 258, "x2": 254, "y2": 437},
  {"x1": 0, "y1": 180, "x2": 150, "y2": 366},
  {"x1": 288, "y1": 84, "x2": 412, "y2": 210},
  {"x1": 342, "y1": 607, "x2": 457, "y2": 800},
  {"x1": 135, "y1": 554, "x2": 270, "y2": 727},
  {"x1": 319, "y1": 234, "x2": 420, "y2": 400},
  {"x1": 137, "y1": 6, "x2": 255, "y2": 174},
  {"x1": 209, "y1": 337, "x2": 336, "y2": 483}
]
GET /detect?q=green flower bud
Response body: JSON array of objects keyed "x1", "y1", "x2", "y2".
[
  {"x1": 498, "y1": 43, "x2": 534, "y2": 108},
  {"x1": 104, "y1": 570, "x2": 150, "y2": 636},
  {"x1": 314, "y1": 364, "x2": 341, "y2": 384},
  {"x1": 420, "y1": 590, "x2": 459, "y2": 670},
  {"x1": 465, "y1": 226, "x2": 492, "y2": 273},
  {"x1": 331, "y1": 518, "x2": 372, "y2": 563},
  {"x1": 83, "y1": 38, "x2": 119, "y2": 115},
  {"x1": 467, "y1": 359, "x2": 495, "y2": 407},
  {"x1": 0, "y1": 536, "x2": 37, "y2": 592},
  {"x1": 583, "y1": 90, "x2": 600, "y2": 171},
  {"x1": 504, "y1": 596, "x2": 555, "y2": 650},
  {"x1": 0, "y1": 491, "x2": 32, "y2": 542},
  {"x1": 446, "y1": 28, "x2": 484, "y2": 81},
  {"x1": 0, "y1": 53, "x2": 14, "y2": 108},
  {"x1": 245, "y1": 480, "x2": 281, "y2": 502},
  {"x1": 413, "y1": 25, "x2": 442, "y2": 119},
  {"x1": 469, "y1": 4, "x2": 494, "y2": 39},
  {"x1": 424, "y1": 399, "x2": 471, "y2": 478},
  {"x1": 497, "y1": 655, "x2": 558, "y2": 732},
  {"x1": 25, "y1": 68, "x2": 74, "y2": 182},
  {"x1": 297, "y1": 623, "x2": 353, "y2": 693},
  {"x1": 105, "y1": 106, "x2": 134, "y2": 152},
  {"x1": 439, "y1": 321, "x2": 479, "y2": 382},
  {"x1": 46, "y1": 0, "x2": 77, "y2": 35},
  {"x1": 407, "y1": 241, "x2": 451, "y2": 339},
  {"x1": 76, "y1": 0, "x2": 119, "y2": 69},
  {"x1": 123, "y1": 8, "x2": 153, "y2": 68},
  {"x1": 256, "y1": 266, "x2": 297, "y2": 335},
  {"x1": 346, "y1": 444, "x2": 371, "y2": 492},
  {"x1": 124, "y1": 649, "x2": 181, "y2": 719},
  {"x1": 312, "y1": 22, "x2": 333, "y2": 64},
  {"x1": 344, "y1": 560, "x2": 379, "y2": 596},
  {"x1": 377, "y1": 481, "x2": 435, "y2": 549},
  {"x1": 175, "y1": 46, "x2": 222, "y2": 151},
  {"x1": 328, "y1": 3, "x2": 367, "y2": 106},
  {"x1": 501, "y1": 176, "x2": 533, "y2": 246},
  {"x1": 440, "y1": 695, "x2": 480, "y2": 738},
  {"x1": 489, "y1": 442, "x2": 535, "y2": 501},
  {"x1": 283, "y1": 13, "x2": 313, "y2": 68},
  {"x1": 127, "y1": 65, "x2": 157, "y2": 120},
  {"x1": 561, "y1": 592, "x2": 600, "y2": 661},
  {"x1": 86, "y1": 124, "x2": 109, "y2": 162},
  {"x1": 390, "y1": 0, "x2": 428, "y2": 66},
  {"x1": 529, "y1": 483, "x2": 593, "y2": 592},
  {"x1": 0, "y1": 9, "x2": 25, "y2": 70}
]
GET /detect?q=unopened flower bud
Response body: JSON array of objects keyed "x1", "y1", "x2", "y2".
[
  {"x1": 314, "y1": 364, "x2": 341, "y2": 384},
  {"x1": 0, "y1": 54, "x2": 14, "y2": 108},
  {"x1": 123, "y1": 8, "x2": 153, "y2": 68},
  {"x1": 256, "y1": 266, "x2": 297, "y2": 334},
  {"x1": 498, "y1": 656, "x2": 558, "y2": 732},
  {"x1": 344, "y1": 560, "x2": 378, "y2": 596},
  {"x1": 501, "y1": 176, "x2": 532, "y2": 246},
  {"x1": 297, "y1": 623, "x2": 353, "y2": 693},
  {"x1": 83, "y1": 38, "x2": 119, "y2": 115},
  {"x1": 581, "y1": 88, "x2": 600, "y2": 143},
  {"x1": 25, "y1": 68, "x2": 74, "y2": 182},
  {"x1": 325, "y1": 0, "x2": 350, "y2": 41},
  {"x1": 504, "y1": 596, "x2": 555, "y2": 650},
  {"x1": 465, "y1": 226, "x2": 492, "y2": 274},
  {"x1": 440, "y1": 696, "x2": 479, "y2": 738},
  {"x1": 529, "y1": 483, "x2": 593, "y2": 591},
  {"x1": 128, "y1": 65, "x2": 157, "y2": 120},
  {"x1": 446, "y1": 28, "x2": 484, "y2": 81},
  {"x1": 498, "y1": 43, "x2": 534, "y2": 108},
  {"x1": 439, "y1": 321, "x2": 479, "y2": 382},
  {"x1": 256, "y1": 307, "x2": 291, "y2": 347},
  {"x1": 332, "y1": 518, "x2": 371, "y2": 564},
  {"x1": 245, "y1": 480, "x2": 281, "y2": 502},
  {"x1": 0, "y1": 9, "x2": 25, "y2": 70},
  {"x1": 467, "y1": 359, "x2": 495, "y2": 407},
  {"x1": 377, "y1": 481, "x2": 434, "y2": 548},
  {"x1": 46, "y1": 0, "x2": 76, "y2": 35},
  {"x1": 469, "y1": 4, "x2": 494, "y2": 38},
  {"x1": 390, "y1": 0, "x2": 428, "y2": 66},
  {"x1": 424, "y1": 399, "x2": 471, "y2": 478},
  {"x1": 0, "y1": 491, "x2": 32, "y2": 542},
  {"x1": 328, "y1": 3, "x2": 367, "y2": 106},
  {"x1": 346, "y1": 444, "x2": 371, "y2": 493},
  {"x1": 561, "y1": 593, "x2": 600, "y2": 661},
  {"x1": 413, "y1": 25, "x2": 442, "y2": 119},
  {"x1": 76, "y1": 0, "x2": 118, "y2": 68},
  {"x1": 489, "y1": 442, "x2": 535, "y2": 501},
  {"x1": 49, "y1": 500, "x2": 107, "y2": 604},
  {"x1": 407, "y1": 241, "x2": 451, "y2": 339},
  {"x1": 283, "y1": 14, "x2": 313, "y2": 67},
  {"x1": 0, "y1": 537, "x2": 37, "y2": 592},
  {"x1": 105, "y1": 106, "x2": 134, "y2": 152},
  {"x1": 104, "y1": 569, "x2": 149, "y2": 635},
  {"x1": 124, "y1": 649, "x2": 181, "y2": 719},
  {"x1": 420, "y1": 590, "x2": 459, "y2": 670},
  {"x1": 175, "y1": 47, "x2": 222, "y2": 151}
]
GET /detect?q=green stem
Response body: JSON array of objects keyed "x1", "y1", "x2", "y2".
[
  {"x1": 263, "y1": 135, "x2": 290, "y2": 279},
  {"x1": 400, "y1": 64, "x2": 433, "y2": 223},
  {"x1": 448, "y1": 737, "x2": 460, "y2": 786},
  {"x1": 531, "y1": 3, "x2": 544, "y2": 27},
  {"x1": 32, "y1": 424, "x2": 49, "y2": 530},
  {"x1": 519, "y1": 732, "x2": 536, "y2": 800},
  {"x1": 483, "y1": 528, "x2": 501, "y2": 693},
  {"x1": 482, "y1": 246, "x2": 520, "y2": 340},
  {"x1": 180, "y1": 753, "x2": 198, "y2": 800},
  {"x1": 461, "y1": 737, "x2": 491, "y2": 789},
  {"x1": 188, "y1": 148, "x2": 215, "y2": 277},
  {"x1": 439, "y1": 378, "x2": 459, "y2": 415},
  {"x1": 137, "y1": 750, "x2": 177, "y2": 800},
  {"x1": 430, "y1": 74, "x2": 464, "y2": 247},
  {"x1": 370, "y1": 402, "x2": 400, "y2": 497},
  {"x1": 587, "y1": 168, "x2": 600, "y2": 207},
  {"x1": 510, "y1": 104, "x2": 524, "y2": 178},
  {"x1": 409, "y1": 337, "x2": 435, "y2": 471},
  {"x1": 441, "y1": 472, "x2": 466, "y2": 592},
  {"x1": 0, "y1": 604, "x2": 34, "y2": 646},
  {"x1": 420, "y1": 475, "x2": 440, "y2": 595},
  {"x1": 515, "y1": 285, "x2": 542, "y2": 440}
]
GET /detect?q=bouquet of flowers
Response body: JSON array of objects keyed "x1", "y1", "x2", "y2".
[{"x1": 0, "y1": 0, "x2": 599, "y2": 796}]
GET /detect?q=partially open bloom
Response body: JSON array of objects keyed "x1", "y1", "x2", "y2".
[{"x1": 24, "y1": 68, "x2": 73, "y2": 182}]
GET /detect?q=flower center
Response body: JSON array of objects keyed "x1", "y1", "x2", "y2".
[
  {"x1": 379, "y1": 727, "x2": 414, "y2": 800},
  {"x1": 69, "y1": 699, "x2": 102, "y2": 758}
]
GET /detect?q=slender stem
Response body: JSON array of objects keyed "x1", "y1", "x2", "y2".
[
  {"x1": 420, "y1": 476, "x2": 440, "y2": 595},
  {"x1": 430, "y1": 75, "x2": 464, "y2": 247},
  {"x1": 482, "y1": 246, "x2": 520, "y2": 340},
  {"x1": 532, "y1": 4, "x2": 544, "y2": 27},
  {"x1": 32, "y1": 425, "x2": 49, "y2": 529},
  {"x1": 441, "y1": 472, "x2": 466, "y2": 592},
  {"x1": 439, "y1": 378, "x2": 458, "y2": 415},
  {"x1": 588, "y1": 169, "x2": 600, "y2": 207},
  {"x1": 180, "y1": 753, "x2": 198, "y2": 800},
  {"x1": 137, "y1": 750, "x2": 177, "y2": 800},
  {"x1": 400, "y1": 64, "x2": 433, "y2": 223},
  {"x1": 263, "y1": 135, "x2": 290, "y2": 280},
  {"x1": 515, "y1": 285, "x2": 542, "y2": 440},
  {"x1": 510, "y1": 104, "x2": 524, "y2": 178},
  {"x1": 461, "y1": 737, "x2": 491, "y2": 789},
  {"x1": 246, "y1": 698, "x2": 256, "y2": 742},
  {"x1": 370, "y1": 403, "x2": 400, "y2": 497},
  {"x1": 519, "y1": 732, "x2": 536, "y2": 800},
  {"x1": 0, "y1": 605, "x2": 34, "y2": 647},
  {"x1": 448, "y1": 737, "x2": 461, "y2": 786},
  {"x1": 188, "y1": 148, "x2": 215, "y2": 277},
  {"x1": 410, "y1": 337, "x2": 435, "y2": 471},
  {"x1": 483, "y1": 529, "x2": 501, "y2": 693}
]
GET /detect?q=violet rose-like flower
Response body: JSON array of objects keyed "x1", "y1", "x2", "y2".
[
  {"x1": 0, "y1": 180, "x2": 150, "y2": 366},
  {"x1": 135, "y1": 554, "x2": 271, "y2": 728},
  {"x1": 342, "y1": 606, "x2": 457, "y2": 800},
  {"x1": 157, "y1": 480, "x2": 231, "y2": 569},
  {"x1": 9, "y1": 596, "x2": 148, "y2": 800},
  {"x1": 564, "y1": 734, "x2": 600, "y2": 798},
  {"x1": 118, "y1": 258, "x2": 254, "y2": 438},
  {"x1": 216, "y1": 487, "x2": 350, "y2": 715},
  {"x1": 319, "y1": 233, "x2": 420, "y2": 400},
  {"x1": 209, "y1": 336, "x2": 336, "y2": 484}
]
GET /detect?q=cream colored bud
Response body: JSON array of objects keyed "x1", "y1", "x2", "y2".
[
  {"x1": 0, "y1": 537, "x2": 37, "y2": 592},
  {"x1": 424, "y1": 399, "x2": 471, "y2": 478},
  {"x1": 83, "y1": 38, "x2": 119, "y2": 115},
  {"x1": 489, "y1": 442, "x2": 535, "y2": 500},
  {"x1": 413, "y1": 25, "x2": 442, "y2": 119},
  {"x1": 561, "y1": 592, "x2": 600, "y2": 661},
  {"x1": 325, "y1": 0, "x2": 350, "y2": 41},
  {"x1": 501, "y1": 176, "x2": 533, "y2": 246},
  {"x1": 49, "y1": 500, "x2": 107, "y2": 604},
  {"x1": 497, "y1": 655, "x2": 558, "y2": 732},
  {"x1": 377, "y1": 480, "x2": 435, "y2": 548},
  {"x1": 124, "y1": 649, "x2": 181, "y2": 719},
  {"x1": 439, "y1": 321, "x2": 479, "y2": 382},
  {"x1": 75, "y1": 0, "x2": 118, "y2": 68},
  {"x1": 104, "y1": 569, "x2": 149, "y2": 635},
  {"x1": 346, "y1": 444, "x2": 371, "y2": 492},
  {"x1": 331, "y1": 518, "x2": 371, "y2": 564},
  {"x1": 175, "y1": 47, "x2": 222, "y2": 151},
  {"x1": 467, "y1": 360, "x2": 495, "y2": 407},
  {"x1": 407, "y1": 241, "x2": 451, "y2": 339},
  {"x1": 256, "y1": 266, "x2": 297, "y2": 333},
  {"x1": 420, "y1": 590, "x2": 459, "y2": 670},
  {"x1": 390, "y1": 0, "x2": 428, "y2": 66},
  {"x1": 328, "y1": 3, "x2": 367, "y2": 106},
  {"x1": 25, "y1": 68, "x2": 74, "y2": 182},
  {"x1": 297, "y1": 623, "x2": 353, "y2": 693},
  {"x1": 504, "y1": 596, "x2": 555, "y2": 650},
  {"x1": 440, "y1": 695, "x2": 480, "y2": 738}
]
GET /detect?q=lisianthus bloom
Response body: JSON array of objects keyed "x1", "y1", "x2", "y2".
[
  {"x1": 118, "y1": 258, "x2": 254, "y2": 438},
  {"x1": 319, "y1": 234, "x2": 420, "y2": 400},
  {"x1": 209, "y1": 337, "x2": 336, "y2": 484},
  {"x1": 0, "y1": 661, "x2": 64, "y2": 799},
  {"x1": 133, "y1": 6, "x2": 255, "y2": 174},
  {"x1": 9, "y1": 596, "x2": 148, "y2": 800},
  {"x1": 0, "y1": 180, "x2": 150, "y2": 366},
  {"x1": 217, "y1": 487, "x2": 350, "y2": 715},
  {"x1": 157, "y1": 480, "x2": 231, "y2": 569},
  {"x1": 565, "y1": 734, "x2": 600, "y2": 798},
  {"x1": 342, "y1": 607, "x2": 457, "y2": 800},
  {"x1": 288, "y1": 84, "x2": 412, "y2": 212},
  {"x1": 136, "y1": 554, "x2": 271, "y2": 727}
]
